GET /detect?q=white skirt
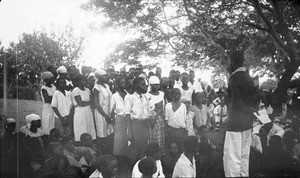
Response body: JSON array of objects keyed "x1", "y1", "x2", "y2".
[
  {"x1": 73, "y1": 106, "x2": 96, "y2": 141},
  {"x1": 94, "y1": 108, "x2": 114, "y2": 138},
  {"x1": 41, "y1": 103, "x2": 55, "y2": 135}
]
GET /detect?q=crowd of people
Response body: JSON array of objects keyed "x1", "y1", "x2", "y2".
[{"x1": 1, "y1": 53, "x2": 300, "y2": 177}]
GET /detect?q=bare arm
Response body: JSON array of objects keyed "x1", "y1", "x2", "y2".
[
  {"x1": 42, "y1": 89, "x2": 52, "y2": 103},
  {"x1": 74, "y1": 95, "x2": 90, "y2": 107},
  {"x1": 52, "y1": 107, "x2": 63, "y2": 119},
  {"x1": 94, "y1": 89, "x2": 110, "y2": 122}
]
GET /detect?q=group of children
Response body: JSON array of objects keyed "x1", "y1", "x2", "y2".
[{"x1": 2, "y1": 63, "x2": 300, "y2": 177}]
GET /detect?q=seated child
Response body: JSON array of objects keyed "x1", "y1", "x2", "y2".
[
  {"x1": 80, "y1": 133, "x2": 102, "y2": 156},
  {"x1": 61, "y1": 136, "x2": 96, "y2": 172},
  {"x1": 197, "y1": 125, "x2": 216, "y2": 152},
  {"x1": 213, "y1": 99, "x2": 227, "y2": 128},
  {"x1": 20, "y1": 114, "x2": 47, "y2": 172},
  {"x1": 89, "y1": 154, "x2": 118, "y2": 178},
  {"x1": 49, "y1": 128, "x2": 61, "y2": 143},
  {"x1": 40, "y1": 142, "x2": 69, "y2": 175}
]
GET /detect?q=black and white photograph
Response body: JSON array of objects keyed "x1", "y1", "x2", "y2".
[{"x1": 1, "y1": 0, "x2": 300, "y2": 177}]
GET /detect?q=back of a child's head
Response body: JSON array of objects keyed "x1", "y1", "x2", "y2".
[
  {"x1": 80, "y1": 133, "x2": 92, "y2": 145},
  {"x1": 197, "y1": 125, "x2": 208, "y2": 134},
  {"x1": 138, "y1": 157, "x2": 157, "y2": 177},
  {"x1": 63, "y1": 165, "x2": 84, "y2": 178},
  {"x1": 50, "y1": 128, "x2": 61, "y2": 140},
  {"x1": 184, "y1": 136, "x2": 198, "y2": 154},
  {"x1": 269, "y1": 135, "x2": 283, "y2": 149}
]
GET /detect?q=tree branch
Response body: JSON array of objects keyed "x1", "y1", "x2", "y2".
[
  {"x1": 252, "y1": 0, "x2": 286, "y2": 50},
  {"x1": 182, "y1": 0, "x2": 228, "y2": 61},
  {"x1": 244, "y1": 22, "x2": 269, "y2": 32},
  {"x1": 271, "y1": 0, "x2": 295, "y2": 51}
]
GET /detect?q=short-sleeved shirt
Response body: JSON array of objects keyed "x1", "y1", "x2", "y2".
[
  {"x1": 214, "y1": 105, "x2": 227, "y2": 117},
  {"x1": 172, "y1": 153, "x2": 196, "y2": 178},
  {"x1": 110, "y1": 91, "x2": 127, "y2": 116},
  {"x1": 124, "y1": 92, "x2": 150, "y2": 120},
  {"x1": 190, "y1": 105, "x2": 209, "y2": 128},
  {"x1": 146, "y1": 91, "x2": 164, "y2": 112},
  {"x1": 178, "y1": 87, "x2": 193, "y2": 103},
  {"x1": 51, "y1": 90, "x2": 73, "y2": 117},
  {"x1": 165, "y1": 103, "x2": 187, "y2": 128}
]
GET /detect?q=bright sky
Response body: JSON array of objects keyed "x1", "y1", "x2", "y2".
[{"x1": 0, "y1": 0, "x2": 213, "y2": 83}]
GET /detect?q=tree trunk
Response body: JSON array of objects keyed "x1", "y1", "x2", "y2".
[{"x1": 271, "y1": 55, "x2": 300, "y2": 115}]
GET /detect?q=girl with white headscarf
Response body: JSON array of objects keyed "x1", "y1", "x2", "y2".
[
  {"x1": 146, "y1": 76, "x2": 166, "y2": 150},
  {"x1": 20, "y1": 114, "x2": 47, "y2": 172},
  {"x1": 40, "y1": 71, "x2": 56, "y2": 135}
]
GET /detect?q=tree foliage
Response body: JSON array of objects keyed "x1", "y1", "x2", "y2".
[
  {"x1": 0, "y1": 27, "x2": 84, "y2": 87},
  {"x1": 84, "y1": 0, "x2": 300, "y2": 106}
]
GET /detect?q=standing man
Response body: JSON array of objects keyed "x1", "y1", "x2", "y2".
[
  {"x1": 125, "y1": 77, "x2": 150, "y2": 163},
  {"x1": 223, "y1": 51, "x2": 255, "y2": 177}
]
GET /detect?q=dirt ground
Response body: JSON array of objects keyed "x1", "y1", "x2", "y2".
[{"x1": 0, "y1": 99, "x2": 43, "y2": 132}]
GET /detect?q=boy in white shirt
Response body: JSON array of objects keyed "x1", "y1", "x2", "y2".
[
  {"x1": 173, "y1": 136, "x2": 198, "y2": 178},
  {"x1": 51, "y1": 78, "x2": 73, "y2": 136},
  {"x1": 213, "y1": 99, "x2": 227, "y2": 128},
  {"x1": 125, "y1": 77, "x2": 150, "y2": 163},
  {"x1": 165, "y1": 88, "x2": 187, "y2": 152}
]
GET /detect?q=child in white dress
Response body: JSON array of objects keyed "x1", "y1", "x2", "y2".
[
  {"x1": 40, "y1": 71, "x2": 56, "y2": 135},
  {"x1": 72, "y1": 74, "x2": 96, "y2": 142}
]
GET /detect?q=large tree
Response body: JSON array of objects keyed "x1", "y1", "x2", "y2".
[
  {"x1": 0, "y1": 27, "x2": 84, "y2": 87},
  {"x1": 84, "y1": 0, "x2": 300, "y2": 110}
]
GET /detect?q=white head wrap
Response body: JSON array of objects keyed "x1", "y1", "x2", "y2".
[
  {"x1": 6, "y1": 118, "x2": 16, "y2": 124},
  {"x1": 149, "y1": 76, "x2": 160, "y2": 85},
  {"x1": 25, "y1": 114, "x2": 41, "y2": 129},
  {"x1": 88, "y1": 72, "x2": 95, "y2": 79},
  {"x1": 139, "y1": 73, "x2": 147, "y2": 79},
  {"x1": 95, "y1": 69, "x2": 106, "y2": 76},
  {"x1": 57, "y1": 66, "x2": 67, "y2": 74},
  {"x1": 41, "y1": 71, "x2": 54, "y2": 80}
]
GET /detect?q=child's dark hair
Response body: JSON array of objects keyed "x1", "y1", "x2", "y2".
[
  {"x1": 50, "y1": 128, "x2": 61, "y2": 138},
  {"x1": 63, "y1": 165, "x2": 85, "y2": 178},
  {"x1": 171, "y1": 88, "x2": 180, "y2": 95},
  {"x1": 74, "y1": 74, "x2": 87, "y2": 83},
  {"x1": 184, "y1": 136, "x2": 198, "y2": 153},
  {"x1": 80, "y1": 133, "x2": 91, "y2": 142},
  {"x1": 197, "y1": 125, "x2": 207, "y2": 134},
  {"x1": 95, "y1": 154, "x2": 117, "y2": 172},
  {"x1": 133, "y1": 77, "x2": 145, "y2": 90},
  {"x1": 138, "y1": 157, "x2": 156, "y2": 176}
]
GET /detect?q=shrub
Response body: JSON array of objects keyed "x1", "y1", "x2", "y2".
[{"x1": 0, "y1": 85, "x2": 38, "y2": 100}]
